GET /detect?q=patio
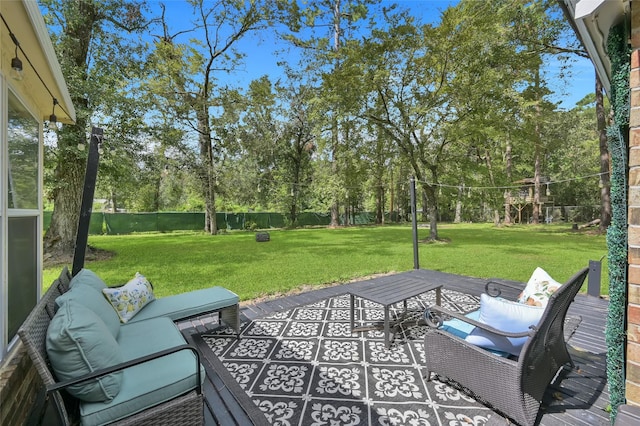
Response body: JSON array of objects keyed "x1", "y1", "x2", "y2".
[{"x1": 179, "y1": 269, "x2": 611, "y2": 426}]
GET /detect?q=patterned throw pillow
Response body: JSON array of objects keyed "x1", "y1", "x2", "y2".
[
  {"x1": 102, "y1": 272, "x2": 155, "y2": 323},
  {"x1": 517, "y1": 267, "x2": 562, "y2": 307}
]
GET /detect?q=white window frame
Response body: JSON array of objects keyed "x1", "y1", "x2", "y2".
[{"x1": 1, "y1": 79, "x2": 43, "y2": 361}]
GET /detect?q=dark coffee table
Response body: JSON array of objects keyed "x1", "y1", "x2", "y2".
[{"x1": 349, "y1": 271, "x2": 442, "y2": 348}]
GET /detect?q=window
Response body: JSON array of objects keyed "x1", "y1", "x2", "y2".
[
  {"x1": 4, "y1": 90, "x2": 41, "y2": 349},
  {"x1": 8, "y1": 95, "x2": 39, "y2": 209},
  {"x1": 7, "y1": 217, "x2": 37, "y2": 340}
]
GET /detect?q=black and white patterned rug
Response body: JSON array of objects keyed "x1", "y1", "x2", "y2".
[{"x1": 200, "y1": 289, "x2": 499, "y2": 426}]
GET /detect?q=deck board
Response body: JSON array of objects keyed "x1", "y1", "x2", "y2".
[{"x1": 181, "y1": 268, "x2": 612, "y2": 426}]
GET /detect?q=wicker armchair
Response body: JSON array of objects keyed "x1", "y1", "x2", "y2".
[{"x1": 423, "y1": 267, "x2": 589, "y2": 426}]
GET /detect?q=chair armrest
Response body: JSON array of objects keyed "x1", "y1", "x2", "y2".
[
  {"x1": 484, "y1": 279, "x2": 525, "y2": 298},
  {"x1": 46, "y1": 344, "x2": 202, "y2": 395},
  {"x1": 424, "y1": 305, "x2": 534, "y2": 338}
]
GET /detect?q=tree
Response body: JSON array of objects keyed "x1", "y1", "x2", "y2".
[
  {"x1": 349, "y1": 4, "x2": 525, "y2": 238},
  {"x1": 148, "y1": 0, "x2": 279, "y2": 234},
  {"x1": 41, "y1": 0, "x2": 152, "y2": 260},
  {"x1": 282, "y1": 0, "x2": 378, "y2": 227},
  {"x1": 275, "y1": 82, "x2": 318, "y2": 225},
  {"x1": 504, "y1": 0, "x2": 589, "y2": 223}
]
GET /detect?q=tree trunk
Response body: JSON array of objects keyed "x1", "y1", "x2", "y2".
[
  {"x1": 454, "y1": 184, "x2": 463, "y2": 223},
  {"x1": 504, "y1": 139, "x2": 512, "y2": 224},
  {"x1": 532, "y1": 69, "x2": 542, "y2": 225},
  {"x1": 421, "y1": 191, "x2": 429, "y2": 222},
  {"x1": 330, "y1": 119, "x2": 340, "y2": 227},
  {"x1": 533, "y1": 146, "x2": 541, "y2": 225},
  {"x1": 110, "y1": 188, "x2": 117, "y2": 212},
  {"x1": 424, "y1": 185, "x2": 438, "y2": 240},
  {"x1": 43, "y1": 2, "x2": 98, "y2": 260},
  {"x1": 596, "y1": 75, "x2": 611, "y2": 231},
  {"x1": 290, "y1": 149, "x2": 301, "y2": 226},
  {"x1": 483, "y1": 148, "x2": 501, "y2": 226},
  {"x1": 289, "y1": 189, "x2": 297, "y2": 225},
  {"x1": 329, "y1": 2, "x2": 341, "y2": 228},
  {"x1": 43, "y1": 121, "x2": 88, "y2": 259},
  {"x1": 197, "y1": 108, "x2": 216, "y2": 234},
  {"x1": 389, "y1": 167, "x2": 395, "y2": 222},
  {"x1": 375, "y1": 178, "x2": 384, "y2": 224}
]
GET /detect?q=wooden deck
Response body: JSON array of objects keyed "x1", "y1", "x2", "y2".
[{"x1": 180, "y1": 268, "x2": 611, "y2": 426}]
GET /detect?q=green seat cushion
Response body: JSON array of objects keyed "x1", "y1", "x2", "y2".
[
  {"x1": 56, "y1": 284, "x2": 120, "y2": 339},
  {"x1": 46, "y1": 300, "x2": 123, "y2": 402},
  {"x1": 127, "y1": 286, "x2": 239, "y2": 323},
  {"x1": 78, "y1": 317, "x2": 204, "y2": 426},
  {"x1": 70, "y1": 269, "x2": 108, "y2": 293}
]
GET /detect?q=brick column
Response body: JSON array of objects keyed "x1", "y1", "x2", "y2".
[{"x1": 628, "y1": 2, "x2": 640, "y2": 406}]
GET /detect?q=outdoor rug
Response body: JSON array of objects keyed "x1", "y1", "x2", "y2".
[{"x1": 199, "y1": 289, "x2": 506, "y2": 426}]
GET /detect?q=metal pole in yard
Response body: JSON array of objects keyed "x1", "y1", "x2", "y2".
[{"x1": 410, "y1": 176, "x2": 419, "y2": 270}]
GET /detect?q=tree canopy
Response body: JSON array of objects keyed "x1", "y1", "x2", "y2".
[{"x1": 41, "y1": 0, "x2": 606, "y2": 253}]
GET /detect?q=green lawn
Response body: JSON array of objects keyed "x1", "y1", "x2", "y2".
[{"x1": 43, "y1": 223, "x2": 609, "y2": 301}]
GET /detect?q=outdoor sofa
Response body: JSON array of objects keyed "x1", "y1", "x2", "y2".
[{"x1": 18, "y1": 267, "x2": 240, "y2": 426}]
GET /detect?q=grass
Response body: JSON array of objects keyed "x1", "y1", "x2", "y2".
[{"x1": 43, "y1": 223, "x2": 609, "y2": 301}]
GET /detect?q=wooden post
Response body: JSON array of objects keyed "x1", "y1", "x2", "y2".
[{"x1": 72, "y1": 127, "x2": 103, "y2": 277}]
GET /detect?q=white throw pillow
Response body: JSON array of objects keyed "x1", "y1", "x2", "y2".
[
  {"x1": 465, "y1": 293, "x2": 544, "y2": 356},
  {"x1": 517, "y1": 267, "x2": 562, "y2": 307},
  {"x1": 102, "y1": 272, "x2": 155, "y2": 323}
]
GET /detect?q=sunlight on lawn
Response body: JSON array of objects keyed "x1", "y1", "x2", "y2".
[{"x1": 43, "y1": 223, "x2": 608, "y2": 300}]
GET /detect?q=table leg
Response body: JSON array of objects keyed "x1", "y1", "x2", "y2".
[
  {"x1": 436, "y1": 287, "x2": 442, "y2": 306},
  {"x1": 384, "y1": 306, "x2": 390, "y2": 348},
  {"x1": 350, "y1": 294, "x2": 355, "y2": 333}
]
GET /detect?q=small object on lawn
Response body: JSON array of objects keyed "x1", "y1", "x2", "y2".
[{"x1": 256, "y1": 232, "x2": 270, "y2": 242}]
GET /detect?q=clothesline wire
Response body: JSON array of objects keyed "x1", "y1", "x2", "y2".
[
  {"x1": 415, "y1": 171, "x2": 609, "y2": 191},
  {"x1": 251, "y1": 171, "x2": 609, "y2": 192}
]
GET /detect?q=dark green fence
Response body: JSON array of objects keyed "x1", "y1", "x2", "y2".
[
  {"x1": 43, "y1": 211, "x2": 384, "y2": 235},
  {"x1": 44, "y1": 211, "x2": 104, "y2": 235},
  {"x1": 104, "y1": 212, "x2": 205, "y2": 234}
]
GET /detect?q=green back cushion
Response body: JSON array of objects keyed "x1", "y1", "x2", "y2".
[
  {"x1": 46, "y1": 300, "x2": 123, "y2": 402},
  {"x1": 69, "y1": 268, "x2": 108, "y2": 292},
  {"x1": 56, "y1": 284, "x2": 121, "y2": 339}
]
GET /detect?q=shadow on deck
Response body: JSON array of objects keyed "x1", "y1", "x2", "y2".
[{"x1": 180, "y1": 269, "x2": 610, "y2": 426}]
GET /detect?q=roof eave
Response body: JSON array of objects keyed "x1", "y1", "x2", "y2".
[
  {"x1": 23, "y1": 0, "x2": 75, "y2": 123},
  {"x1": 561, "y1": 0, "x2": 630, "y2": 96}
]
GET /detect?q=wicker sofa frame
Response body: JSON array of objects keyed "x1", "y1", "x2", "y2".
[
  {"x1": 423, "y1": 267, "x2": 589, "y2": 426},
  {"x1": 17, "y1": 267, "x2": 203, "y2": 425}
]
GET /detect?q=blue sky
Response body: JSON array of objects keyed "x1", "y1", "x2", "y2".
[{"x1": 155, "y1": 0, "x2": 594, "y2": 110}]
